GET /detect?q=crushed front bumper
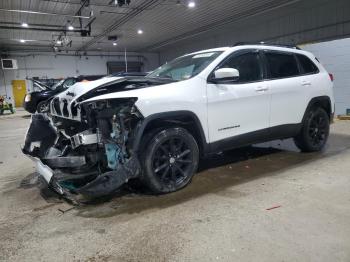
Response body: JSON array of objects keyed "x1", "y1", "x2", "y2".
[
  {"x1": 22, "y1": 113, "x2": 141, "y2": 201},
  {"x1": 25, "y1": 155, "x2": 66, "y2": 196}
]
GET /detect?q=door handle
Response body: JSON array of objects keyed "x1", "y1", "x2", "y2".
[
  {"x1": 255, "y1": 86, "x2": 268, "y2": 92},
  {"x1": 302, "y1": 81, "x2": 311, "y2": 86}
]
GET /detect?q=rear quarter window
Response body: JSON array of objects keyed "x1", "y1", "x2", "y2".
[{"x1": 296, "y1": 54, "x2": 319, "y2": 74}]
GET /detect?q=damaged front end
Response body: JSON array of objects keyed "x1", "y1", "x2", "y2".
[{"x1": 23, "y1": 98, "x2": 143, "y2": 201}]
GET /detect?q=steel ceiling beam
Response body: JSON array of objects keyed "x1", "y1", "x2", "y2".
[
  {"x1": 143, "y1": 0, "x2": 301, "y2": 51},
  {"x1": 41, "y1": 0, "x2": 149, "y2": 10},
  {"x1": 77, "y1": 0, "x2": 162, "y2": 51}
]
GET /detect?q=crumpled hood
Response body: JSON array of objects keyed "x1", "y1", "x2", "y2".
[
  {"x1": 50, "y1": 76, "x2": 174, "y2": 120},
  {"x1": 55, "y1": 76, "x2": 123, "y2": 104}
]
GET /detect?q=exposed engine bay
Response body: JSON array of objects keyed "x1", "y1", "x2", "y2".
[{"x1": 22, "y1": 76, "x2": 170, "y2": 203}]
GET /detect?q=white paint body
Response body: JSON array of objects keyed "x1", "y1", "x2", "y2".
[{"x1": 51, "y1": 45, "x2": 334, "y2": 144}]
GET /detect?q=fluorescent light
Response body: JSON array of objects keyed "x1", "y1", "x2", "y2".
[
  {"x1": 68, "y1": 25, "x2": 74, "y2": 30},
  {"x1": 137, "y1": 29, "x2": 143, "y2": 35},
  {"x1": 188, "y1": 1, "x2": 195, "y2": 8},
  {"x1": 20, "y1": 39, "x2": 26, "y2": 43},
  {"x1": 21, "y1": 22, "x2": 29, "y2": 27},
  {"x1": 113, "y1": 42, "x2": 117, "y2": 46}
]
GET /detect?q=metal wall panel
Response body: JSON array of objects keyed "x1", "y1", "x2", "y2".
[{"x1": 158, "y1": 0, "x2": 350, "y2": 62}]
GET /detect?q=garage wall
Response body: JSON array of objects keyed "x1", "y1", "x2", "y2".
[
  {"x1": 0, "y1": 52, "x2": 159, "y2": 104},
  {"x1": 154, "y1": 0, "x2": 350, "y2": 116},
  {"x1": 157, "y1": 0, "x2": 350, "y2": 62},
  {"x1": 303, "y1": 38, "x2": 350, "y2": 115}
]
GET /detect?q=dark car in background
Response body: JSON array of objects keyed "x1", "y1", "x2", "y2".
[{"x1": 23, "y1": 75, "x2": 105, "y2": 113}]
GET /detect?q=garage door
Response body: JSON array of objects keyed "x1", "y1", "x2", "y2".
[{"x1": 107, "y1": 61, "x2": 143, "y2": 74}]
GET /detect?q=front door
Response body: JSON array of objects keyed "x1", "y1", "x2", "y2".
[{"x1": 207, "y1": 50, "x2": 270, "y2": 147}]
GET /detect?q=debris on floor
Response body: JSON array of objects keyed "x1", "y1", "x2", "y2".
[
  {"x1": 58, "y1": 206, "x2": 76, "y2": 214},
  {"x1": 266, "y1": 205, "x2": 282, "y2": 211}
]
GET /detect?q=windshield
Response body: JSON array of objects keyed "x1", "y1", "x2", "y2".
[
  {"x1": 32, "y1": 80, "x2": 48, "y2": 91},
  {"x1": 147, "y1": 51, "x2": 223, "y2": 81},
  {"x1": 50, "y1": 79, "x2": 65, "y2": 90}
]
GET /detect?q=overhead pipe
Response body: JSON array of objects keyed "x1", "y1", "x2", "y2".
[
  {"x1": 0, "y1": 21, "x2": 63, "y2": 28},
  {"x1": 0, "y1": 8, "x2": 91, "y2": 19},
  {"x1": 0, "y1": 25, "x2": 90, "y2": 33},
  {"x1": 2, "y1": 51, "x2": 145, "y2": 60}
]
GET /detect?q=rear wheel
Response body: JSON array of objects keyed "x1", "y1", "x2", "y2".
[
  {"x1": 294, "y1": 107, "x2": 330, "y2": 152},
  {"x1": 141, "y1": 127, "x2": 199, "y2": 194}
]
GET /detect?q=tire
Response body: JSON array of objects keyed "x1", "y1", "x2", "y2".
[
  {"x1": 141, "y1": 127, "x2": 199, "y2": 194},
  {"x1": 294, "y1": 107, "x2": 330, "y2": 152},
  {"x1": 37, "y1": 101, "x2": 48, "y2": 113}
]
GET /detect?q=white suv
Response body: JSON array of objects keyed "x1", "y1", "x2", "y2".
[{"x1": 23, "y1": 44, "x2": 334, "y2": 201}]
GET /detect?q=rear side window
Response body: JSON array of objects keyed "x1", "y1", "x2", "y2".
[
  {"x1": 297, "y1": 54, "x2": 319, "y2": 74},
  {"x1": 265, "y1": 52, "x2": 299, "y2": 79}
]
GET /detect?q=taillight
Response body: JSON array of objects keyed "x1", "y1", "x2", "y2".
[{"x1": 329, "y1": 73, "x2": 334, "y2": 82}]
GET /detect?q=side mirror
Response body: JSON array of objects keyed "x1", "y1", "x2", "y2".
[{"x1": 210, "y1": 68, "x2": 239, "y2": 83}]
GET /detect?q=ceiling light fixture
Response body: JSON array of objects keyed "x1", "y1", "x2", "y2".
[
  {"x1": 114, "y1": 0, "x2": 131, "y2": 7},
  {"x1": 20, "y1": 39, "x2": 26, "y2": 43},
  {"x1": 188, "y1": 1, "x2": 196, "y2": 8},
  {"x1": 21, "y1": 22, "x2": 29, "y2": 27},
  {"x1": 137, "y1": 29, "x2": 143, "y2": 35},
  {"x1": 113, "y1": 42, "x2": 117, "y2": 46}
]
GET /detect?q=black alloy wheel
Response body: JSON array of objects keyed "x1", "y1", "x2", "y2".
[
  {"x1": 141, "y1": 127, "x2": 199, "y2": 193},
  {"x1": 308, "y1": 111, "x2": 328, "y2": 147},
  {"x1": 294, "y1": 107, "x2": 330, "y2": 152}
]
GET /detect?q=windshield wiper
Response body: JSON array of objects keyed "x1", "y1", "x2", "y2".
[{"x1": 146, "y1": 76, "x2": 178, "y2": 82}]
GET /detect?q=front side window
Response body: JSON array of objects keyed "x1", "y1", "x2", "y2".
[
  {"x1": 147, "y1": 51, "x2": 223, "y2": 81},
  {"x1": 265, "y1": 52, "x2": 299, "y2": 79},
  {"x1": 297, "y1": 54, "x2": 319, "y2": 74},
  {"x1": 219, "y1": 51, "x2": 263, "y2": 83}
]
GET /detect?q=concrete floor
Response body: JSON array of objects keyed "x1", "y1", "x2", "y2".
[{"x1": 1, "y1": 110, "x2": 350, "y2": 262}]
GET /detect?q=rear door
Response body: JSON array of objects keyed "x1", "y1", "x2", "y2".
[
  {"x1": 296, "y1": 53, "x2": 320, "y2": 92},
  {"x1": 263, "y1": 50, "x2": 306, "y2": 128},
  {"x1": 207, "y1": 49, "x2": 270, "y2": 145}
]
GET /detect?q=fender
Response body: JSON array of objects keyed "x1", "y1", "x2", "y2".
[
  {"x1": 301, "y1": 96, "x2": 332, "y2": 123},
  {"x1": 132, "y1": 110, "x2": 209, "y2": 155}
]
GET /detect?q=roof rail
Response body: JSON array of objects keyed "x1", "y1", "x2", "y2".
[{"x1": 233, "y1": 42, "x2": 301, "y2": 50}]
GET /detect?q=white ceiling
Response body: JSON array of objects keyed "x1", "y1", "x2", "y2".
[{"x1": 0, "y1": 0, "x2": 294, "y2": 53}]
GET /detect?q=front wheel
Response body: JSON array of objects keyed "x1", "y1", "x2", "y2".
[
  {"x1": 141, "y1": 127, "x2": 199, "y2": 194},
  {"x1": 36, "y1": 101, "x2": 48, "y2": 113},
  {"x1": 294, "y1": 107, "x2": 330, "y2": 152}
]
